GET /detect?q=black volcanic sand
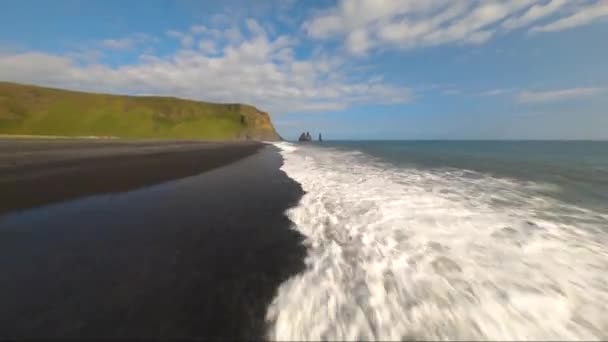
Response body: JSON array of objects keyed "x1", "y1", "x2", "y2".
[
  {"x1": 0, "y1": 143, "x2": 307, "y2": 339},
  {"x1": 0, "y1": 139, "x2": 266, "y2": 215}
]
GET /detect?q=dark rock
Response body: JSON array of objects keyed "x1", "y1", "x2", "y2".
[{"x1": 298, "y1": 131, "x2": 312, "y2": 142}]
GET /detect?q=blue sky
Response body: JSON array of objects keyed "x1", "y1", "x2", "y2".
[{"x1": 1, "y1": 0, "x2": 607, "y2": 140}]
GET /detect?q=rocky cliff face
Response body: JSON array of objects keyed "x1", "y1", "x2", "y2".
[{"x1": 230, "y1": 104, "x2": 282, "y2": 141}]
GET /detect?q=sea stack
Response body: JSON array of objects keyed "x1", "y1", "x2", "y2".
[
  {"x1": 298, "y1": 131, "x2": 312, "y2": 142},
  {"x1": 318, "y1": 133, "x2": 323, "y2": 142}
]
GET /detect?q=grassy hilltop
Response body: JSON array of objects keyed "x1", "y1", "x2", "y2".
[{"x1": 0, "y1": 82, "x2": 281, "y2": 140}]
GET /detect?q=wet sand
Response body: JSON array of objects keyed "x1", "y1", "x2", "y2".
[
  {"x1": 0, "y1": 139, "x2": 266, "y2": 215},
  {"x1": 0, "y1": 140, "x2": 306, "y2": 339}
]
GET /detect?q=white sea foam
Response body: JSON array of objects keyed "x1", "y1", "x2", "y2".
[
  {"x1": 272, "y1": 141, "x2": 299, "y2": 153},
  {"x1": 267, "y1": 142, "x2": 608, "y2": 341}
]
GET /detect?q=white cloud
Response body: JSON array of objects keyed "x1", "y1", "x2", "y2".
[
  {"x1": 0, "y1": 26, "x2": 411, "y2": 114},
  {"x1": 304, "y1": 15, "x2": 343, "y2": 39},
  {"x1": 346, "y1": 29, "x2": 370, "y2": 55},
  {"x1": 303, "y1": 0, "x2": 607, "y2": 54},
  {"x1": 198, "y1": 40, "x2": 217, "y2": 54},
  {"x1": 180, "y1": 35, "x2": 194, "y2": 48},
  {"x1": 245, "y1": 19, "x2": 266, "y2": 37},
  {"x1": 190, "y1": 25, "x2": 208, "y2": 34},
  {"x1": 66, "y1": 49, "x2": 104, "y2": 64},
  {"x1": 166, "y1": 30, "x2": 194, "y2": 48},
  {"x1": 101, "y1": 33, "x2": 155, "y2": 50},
  {"x1": 480, "y1": 88, "x2": 515, "y2": 96},
  {"x1": 102, "y1": 38, "x2": 134, "y2": 50},
  {"x1": 530, "y1": 1, "x2": 608, "y2": 33},
  {"x1": 502, "y1": 0, "x2": 568, "y2": 30},
  {"x1": 224, "y1": 27, "x2": 243, "y2": 43},
  {"x1": 166, "y1": 30, "x2": 182, "y2": 38},
  {"x1": 517, "y1": 87, "x2": 606, "y2": 103}
]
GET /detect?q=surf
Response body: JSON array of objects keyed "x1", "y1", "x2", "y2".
[{"x1": 268, "y1": 142, "x2": 608, "y2": 340}]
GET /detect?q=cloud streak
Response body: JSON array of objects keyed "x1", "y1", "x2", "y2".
[
  {"x1": 517, "y1": 87, "x2": 606, "y2": 103},
  {"x1": 303, "y1": 0, "x2": 606, "y2": 55},
  {"x1": 502, "y1": 0, "x2": 569, "y2": 31},
  {"x1": 480, "y1": 88, "x2": 515, "y2": 96},
  {"x1": 530, "y1": 1, "x2": 608, "y2": 33},
  {"x1": 101, "y1": 34, "x2": 156, "y2": 50},
  {"x1": 101, "y1": 38, "x2": 133, "y2": 50}
]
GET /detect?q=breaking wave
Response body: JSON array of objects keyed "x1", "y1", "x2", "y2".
[{"x1": 267, "y1": 142, "x2": 608, "y2": 341}]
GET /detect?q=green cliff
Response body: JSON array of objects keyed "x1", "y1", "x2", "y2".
[{"x1": 0, "y1": 82, "x2": 281, "y2": 140}]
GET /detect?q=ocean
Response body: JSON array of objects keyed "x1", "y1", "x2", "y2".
[{"x1": 267, "y1": 141, "x2": 608, "y2": 340}]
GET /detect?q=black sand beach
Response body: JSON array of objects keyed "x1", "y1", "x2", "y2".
[
  {"x1": 0, "y1": 139, "x2": 306, "y2": 339},
  {"x1": 0, "y1": 139, "x2": 264, "y2": 215}
]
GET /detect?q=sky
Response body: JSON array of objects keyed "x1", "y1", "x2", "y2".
[{"x1": 1, "y1": 0, "x2": 607, "y2": 140}]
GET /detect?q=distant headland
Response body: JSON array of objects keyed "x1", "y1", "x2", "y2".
[{"x1": 0, "y1": 82, "x2": 282, "y2": 141}]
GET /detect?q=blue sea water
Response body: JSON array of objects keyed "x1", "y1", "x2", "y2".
[{"x1": 268, "y1": 140, "x2": 608, "y2": 340}]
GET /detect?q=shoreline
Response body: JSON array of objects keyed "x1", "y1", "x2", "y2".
[
  {"x1": 0, "y1": 139, "x2": 264, "y2": 215},
  {"x1": 0, "y1": 141, "x2": 307, "y2": 339}
]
